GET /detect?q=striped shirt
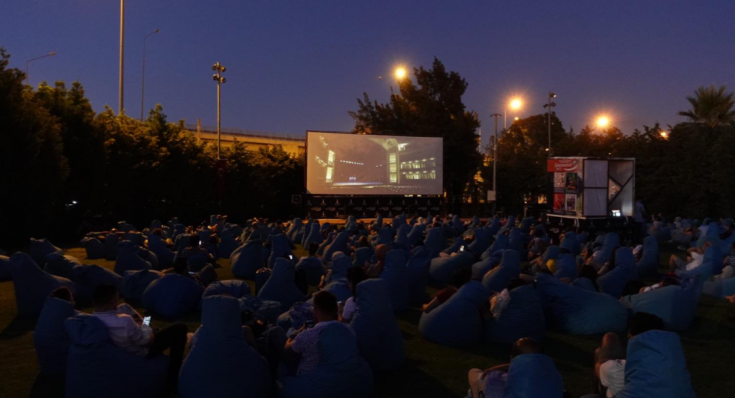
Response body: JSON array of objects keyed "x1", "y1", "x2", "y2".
[{"x1": 92, "y1": 308, "x2": 153, "y2": 357}]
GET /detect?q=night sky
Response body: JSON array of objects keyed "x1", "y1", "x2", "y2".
[{"x1": 3, "y1": 1, "x2": 734, "y2": 147}]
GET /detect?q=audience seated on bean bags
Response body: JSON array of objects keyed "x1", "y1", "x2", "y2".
[
  {"x1": 504, "y1": 352, "x2": 564, "y2": 398},
  {"x1": 123, "y1": 269, "x2": 161, "y2": 300},
  {"x1": 676, "y1": 246, "x2": 722, "y2": 279},
  {"x1": 104, "y1": 233, "x2": 120, "y2": 260},
  {"x1": 419, "y1": 280, "x2": 490, "y2": 346},
  {"x1": 258, "y1": 258, "x2": 307, "y2": 313},
  {"x1": 64, "y1": 314, "x2": 169, "y2": 398},
  {"x1": 621, "y1": 277, "x2": 702, "y2": 331},
  {"x1": 73, "y1": 264, "x2": 124, "y2": 301},
  {"x1": 614, "y1": 328, "x2": 696, "y2": 398},
  {"x1": 351, "y1": 278, "x2": 405, "y2": 372},
  {"x1": 230, "y1": 239, "x2": 265, "y2": 279},
  {"x1": 380, "y1": 249, "x2": 410, "y2": 311},
  {"x1": 44, "y1": 253, "x2": 82, "y2": 280},
  {"x1": 217, "y1": 229, "x2": 238, "y2": 259},
  {"x1": 147, "y1": 234, "x2": 174, "y2": 269},
  {"x1": 114, "y1": 241, "x2": 152, "y2": 276},
  {"x1": 482, "y1": 250, "x2": 521, "y2": 293},
  {"x1": 9, "y1": 253, "x2": 75, "y2": 317},
  {"x1": 0, "y1": 254, "x2": 10, "y2": 282},
  {"x1": 429, "y1": 251, "x2": 475, "y2": 285},
  {"x1": 29, "y1": 238, "x2": 63, "y2": 268},
  {"x1": 407, "y1": 246, "x2": 432, "y2": 304},
  {"x1": 179, "y1": 296, "x2": 271, "y2": 398},
  {"x1": 637, "y1": 236, "x2": 659, "y2": 276},
  {"x1": 535, "y1": 273, "x2": 628, "y2": 335},
  {"x1": 484, "y1": 284, "x2": 546, "y2": 344},
  {"x1": 424, "y1": 227, "x2": 447, "y2": 258},
  {"x1": 34, "y1": 296, "x2": 77, "y2": 375},
  {"x1": 80, "y1": 237, "x2": 105, "y2": 259},
  {"x1": 278, "y1": 321, "x2": 373, "y2": 398},
  {"x1": 142, "y1": 274, "x2": 204, "y2": 318}
]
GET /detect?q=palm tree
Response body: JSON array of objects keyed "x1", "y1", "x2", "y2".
[{"x1": 678, "y1": 85, "x2": 735, "y2": 127}]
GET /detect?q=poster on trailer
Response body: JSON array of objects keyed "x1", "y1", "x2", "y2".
[{"x1": 553, "y1": 193, "x2": 565, "y2": 214}]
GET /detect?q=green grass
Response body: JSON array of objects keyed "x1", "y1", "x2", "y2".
[{"x1": 1, "y1": 245, "x2": 735, "y2": 397}]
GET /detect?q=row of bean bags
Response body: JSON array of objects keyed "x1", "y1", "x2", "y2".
[
  {"x1": 535, "y1": 273, "x2": 628, "y2": 335},
  {"x1": 179, "y1": 296, "x2": 271, "y2": 398},
  {"x1": 407, "y1": 246, "x2": 432, "y2": 305},
  {"x1": 258, "y1": 259, "x2": 307, "y2": 313},
  {"x1": 621, "y1": 276, "x2": 703, "y2": 331},
  {"x1": 429, "y1": 251, "x2": 475, "y2": 285},
  {"x1": 279, "y1": 322, "x2": 373, "y2": 398},
  {"x1": 350, "y1": 279, "x2": 405, "y2": 372},
  {"x1": 64, "y1": 314, "x2": 169, "y2": 398},
  {"x1": 380, "y1": 249, "x2": 410, "y2": 311},
  {"x1": 231, "y1": 239, "x2": 265, "y2": 279},
  {"x1": 504, "y1": 353, "x2": 564, "y2": 398},
  {"x1": 34, "y1": 297, "x2": 78, "y2": 375},
  {"x1": 9, "y1": 253, "x2": 76, "y2": 317},
  {"x1": 484, "y1": 284, "x2": 546, "y2": 344},
  {"x1": 614, "y1": 330, "x2": 696, "y2": 398},
  {"x1": 419, "y1": 280, "x2": 489, "y2": 346},
  {"x1": 141, "y1": 274, "x2": 205, "y2": 318}
]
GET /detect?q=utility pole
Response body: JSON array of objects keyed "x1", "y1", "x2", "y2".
[
  {"x1": 490, "y1": 113, "x2": 502, "y2": 216},
  {"x1": 544, "y1": 92, "x2": 557, "y2": 158},
  {"x1": 140, "y1": 29, "x2": 160, "y2": 121},
  {"x1": 212, "y1": 62, "x2": 227, "y2": 159},
  {"x1": 119, "y1": 0, "x2": 125, "y2": 114}
]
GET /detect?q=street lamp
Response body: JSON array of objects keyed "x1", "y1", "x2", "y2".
[
  {"x1": 119, "y1": 0, "x2": 125, "y2": 114},
  {"x1": 394, "y1": 67, "x2": 407, "y2": 80},
  {"x1": 660, "y1": 130, "x2": 669, "y2": 139},
  {"x1": 212, "y1": 62, "x2": 227, "y2": 160},
  {"x1": 596, "y1": 115, "x2": 610, "y2": 129},
  {"x1": 505, "y1": 97, "x2": 523, "y2": 128},
  {"x1": 140, "y1": 29, "x2": 160, "y2": 121},
  {"x1": 543, "y1": 92, "x2": 557, "y2": 157},
  {"x1": 25, "y1": 52, "x2": 56, "y2": 84}
]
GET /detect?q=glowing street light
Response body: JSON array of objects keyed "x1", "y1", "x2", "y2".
[
  {"x1": 596, "y1": 115, "x2": 610, "y2": 129},
  {"x1": 509, "y1": 98, "x2": 522, "y2": 110},
  {"x1": 505, "y1": 97, "x2": 523, "y2": 128},
  {"x1": 394, "y1": 67, "x2": 407, "y2": 80},
  {"x1": 660, "y1": 130, "x2": 669, "y2": 139}
]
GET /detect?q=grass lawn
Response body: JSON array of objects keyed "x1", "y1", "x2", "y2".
[{"x1": 1, "y1": 244, "x2": 735, "y2": 397}]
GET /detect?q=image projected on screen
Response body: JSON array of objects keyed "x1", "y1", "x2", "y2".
[{"x1": 306, "y1": 131, "x2": 443, "y2": 195}]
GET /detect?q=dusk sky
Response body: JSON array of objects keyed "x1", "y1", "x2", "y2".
[{"x1": 3, "y1": 1, "x2": 734, "y2": 147}]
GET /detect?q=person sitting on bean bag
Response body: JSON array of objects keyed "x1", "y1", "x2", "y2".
[
  {"x1": 423, "y1": 267, "x2": 472, "y2": 313},
  {"x1": 34, "y1": 288, "x2": 79, "y2": 376},
  {"x1": 296, "y1": 243, "x2": 325, "y2": 286},
  {"x1": 147, "y1": 231, "x2": 174, "y2": 269},
  {"x1": 231, "y1": 233, "x2": 266, "y2": 279},
  {"x1": 280, "y1": 291, "x2": 373, "y2": 398},
  {"x1": 419, "y1": 280, "x2": 491, "y2": 346}
]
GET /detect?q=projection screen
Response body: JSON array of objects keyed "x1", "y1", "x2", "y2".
[{"x1": 306, "y1": 131, "x2": 443, "y2": 195}]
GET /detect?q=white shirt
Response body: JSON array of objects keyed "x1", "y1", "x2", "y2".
[
  {"x1": 686, "y1": 251, "x2": 704, "y2": 271},
  {"x1": 600, "y1": 359, "x2": 626, "y2": 398},
  {"x1": 342, "y1": 297, "x2": 356, "y2": 321},
  {"x1": 92, "y1": 307, "x2": 153, "y2": 357}
]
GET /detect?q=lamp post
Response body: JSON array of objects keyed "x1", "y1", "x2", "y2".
[
  {"x1": 140, "y1": 29, "x2": 160, "y2": 121},
  {"x1": 212, "y1": 62, "x2": 227, "y2": 160},
  {"x1": 543, "y1": 92, "x2": 557, "y2": 157},
  {"x1": 119, "y1": 0, "x2": 125, "y2": 114},
  {"x1": 490, "y1": 113, "x2": 503, "y2": 215},
  {"x1": 25, "y1": 52, "x2": 56, "y2": 84}
]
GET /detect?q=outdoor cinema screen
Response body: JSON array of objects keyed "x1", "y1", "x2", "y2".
[{"x1": 306, "y1": 131, "x2": 443, "y2": 195}]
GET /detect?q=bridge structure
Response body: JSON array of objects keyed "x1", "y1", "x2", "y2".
[{"x1": 184, "y1": 123, "x2": 305, "y2": 157}]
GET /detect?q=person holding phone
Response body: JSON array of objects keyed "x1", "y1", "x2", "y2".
[{"x1": 91, "y1": 284, "x2": 188, "y2": 390}]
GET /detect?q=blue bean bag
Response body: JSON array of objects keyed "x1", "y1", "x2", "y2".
[
  {"x1": 407, "y1": 223, "x2": 426, "y2": 245},
  {"x1": 104, "y1": 233, "x2": 120, "y2": 260},
  {"x1": 0, "y1": 254, "x2": 10, "y2": 281},
  {"x1": 380, "y1": 249, "x2": 410, "y2": 311},
  {"x1": 407, "y1": 247, "x2": 432, "y2": 304},
  {"x1": 572, "y1": 277, "x2": 598, "y2": 292},
  {"x1": 179, "y1": 296, "x2": 271, "y2": 398},
  {"x1": 351, "y1": 279, "x2": 405, "y2": 372},
  {"x1": 481, "y1": 234, "x2": 509, "y2": 260},
  {"x1": 376, "y1": 226, "x2": 393, "y2": 246},
  {"x1": 114, "y1": 241, "x2": 152, "y2": 276},
  {"x1": 676, "y1": 246, "x2": 723, "y2": 280},
  {"x1": 174, "y1": 233, "x2": 192, "y2": 252},
  {"x1": 441, "y1": 237, "x2": 464, "y2": 255},
  {"x1": 614, "y1": 330, "x2": 696, "y2": 398},
  {"x1": 498, "y1": 216, "x2": 516, "y2": 235},
  {"x1": 9, "y1": 253, "x2": 75, "y2": 317},
  {"x1": 553, "y1": 253, "x2": 578, "y2": 280},
  {"x1": 277, "y1": 301, "x2": 313, "y2": 331},
  {"x1": 484, "y1": 284, "x2": 545, "y2": 344},
  {"x1": 268, "y1": 233, "x2": 293, "y2": 269},
  {"x1": 258, "y1": 258, "x2": 307, "y2": 313},
  {"x1": 535, "y1": 273, "x2": 628, "y2": 334},
  {"x1": 508, "y1": 228, "x2": 524, "y2": 256},
  {"x1": 467, "y1": 227, "x2": 491, "y2": 255},
  {"x1": 323, "y1": 231, "x2": 350, "y2": 263},
  {"x1": 637, "y1": 236, "x2": 659, "y2": 276},
  {"x1": 202, "y1": 279, "x2": 251, "y2": 299},
  {"x1": 393, "y1": 227, "x2": 412, "y2": 251},
  {"x1": 278, "y1": 322, "x2": 373, "y2": 398},
  {"x1": 29, "y1": 238, "x2": 63, "y2": 267},
  {"x1": 560, "y1": 232, "x2": 578, "y2": 255},
  {"x1": 124, "y1": 231, "x2": 144, "y2": 246},
  {"x1": 303, "y1": 222, "x2": 323, "y2": 249},
  {"x1": 482, "y1": 250, "x2": 521, "y2": 292},
  {"x1": 353, "y1": 247, "x2": 374, "y2": 268},
  {"x1": 72, "y1": 264, "x2": 124, "y2": 301},
  {"x1": 34, "y1": 297, "x2": 77, "y2": 375},
  {"x1": 141, "y1": 274, "x2": 204, "y2": 318},
  {"x1": 147, "y1": 234, "x2": 174, "y2": 269},
  {"x1": 429, "y1": 251, "x2": 475, "y2": 285},
  {"x1": 295, "y1": 256, "x2": 324, "y2": 286},
  {"x1": 472, "y1": 251, "x2": 502, "y2": 280},
  {"x1": 65, "y1": 314, "x2": 169, "y2": 398},
  {"x1": 123, "y1": 269, "x2": 161, "y2": 300},
  {"x1": 703, "y1": 276, "x2": 735, "y2": 298},
  {"x1": 598, "y1": 248, "x2": 637, "y2": 298},
  {"x1": 317, "y1": 232, "x2": 334, "y2": 256},
  {"x1": 325, "y1": 255, "x2": 352, "y2": 284},
  {"x1": 596, "y1": 232, "x2": 620, "y2": 264},
  {"x1": 622, "y1": 277, "x2": 702, "y2": 331},
  {"x1": 486, "y1": 218, "x2": 501, "y2": 237},
  {"x1": 44, "y1": 253, "x2": 82, "y2": 280},
  {"x1": 217, "y1": 229, "x2": 238, "y2": 259},
  {"x1": 424, "y1": 227, "x2": 446, "y2": 258},
  {"x1": 231, "y1": 240, "x2": 265, "y2": 279},
  {"x1": 504, "y1": 353, "x2": 564, "y2": 398},
  {"x1": 81, "y1": 237, "x2": 105, "y2": 259},
  {"x1": 418, "y1": 281, "x2": 490, "y2": 346},
  {"x1": 287, "y1": 218, "x2": 303, "y2": 241},
  {"x1": 321, "y1": 280, "x2": 353, "y2": 302}
]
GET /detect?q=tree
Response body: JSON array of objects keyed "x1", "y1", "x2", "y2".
[
  {"x1": 349, "y1": 58, "x2": 482, "y2": 203},
  {"x1": 0, "y1": 49, "x2": 69, "y2": 246},
  {"x1": 678, "y1": 85, "x2": 735, "y2": 127}
]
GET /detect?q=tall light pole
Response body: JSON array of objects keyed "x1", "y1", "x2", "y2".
[
  {"x1": 543, "y1": 92, "x2": 557, "y2": 158},
  {"x1": 140, "y1": 29, "x2": 160, "y2": 121},
  {"x1": 119, "y1": 0, "x2": 125, "y2": 114},
  {"x1": 25, "y1": 52, "x2": 56, "y2": 84},
  {"x1": 490, "y1": 113, "x2": 502, "y2": 215},
  {"x1": 212, "y1": 62, "x2": 227, "y2": 160}
]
